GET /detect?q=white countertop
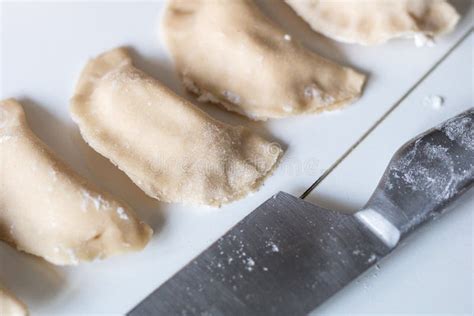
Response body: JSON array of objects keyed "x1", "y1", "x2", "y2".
[{"x1": 0, "y1": 1, "x2": 472, "y2": 315}]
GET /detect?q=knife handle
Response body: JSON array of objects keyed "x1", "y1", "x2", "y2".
[{"x1": 357, "y1": 109, "x2": 474, "y2": 247}]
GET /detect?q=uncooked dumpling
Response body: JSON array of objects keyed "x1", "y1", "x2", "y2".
[
  {"x1": 0, "y1": 286, "x2": 28, "y2": 316},
  {"x1": 163, "y1": 0, "x2": 366, "y2": 120},
  {"x1": 0, "y1": 99, "x2": 152, "y2": 265},
  {"x1": 285, "y1": 0, "x2": 460, "y2": 46},
  {"x1": 70, "y1": 47, "x2": 282, "y2": 207}
]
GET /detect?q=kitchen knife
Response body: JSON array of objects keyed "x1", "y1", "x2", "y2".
[{"x1": 129, "y1": 109, "x2": 473, "y2": 316}]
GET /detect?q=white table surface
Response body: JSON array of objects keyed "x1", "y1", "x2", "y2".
[
  {"x1": 307, "y1": 32, "x2": 474, "y2": 315},
  {"x1": 0, "y1": 1, "x2": 472, "y2": 315}
]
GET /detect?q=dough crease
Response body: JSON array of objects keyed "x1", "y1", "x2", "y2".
[
  {"x1": 0, "y1": 99, "x2": 152, "y2": 265},
  {"x1": 70, "y1": 47, "x2": 282, "y2": 207},
  {"x1": 163, "y1": 0, "x2": 366, "y2": 120},
  {"x1": 285, "y1": 0, "x2": 460, "y2": 46}
]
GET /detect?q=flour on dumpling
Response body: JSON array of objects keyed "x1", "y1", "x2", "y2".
[
  {"x1": 70, "y1": 47, "x2": 282, "y2": 206},
  {"x1": 0, "y1": 99, "x2": 152, "y2": 266},
  {"x1": 163, "y1": 0, "x2": 366, "y2": 120},
  {"x1": 285, "y1": 0, "x2": 460, "y2": 46}
]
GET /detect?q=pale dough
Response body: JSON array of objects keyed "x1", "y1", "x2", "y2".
[
  {"x1": 0, "y1": 286, "x2": 28, "y2": 316},
  {"x1": 0, "y1": 99, "x2": 152, "y2": 265},
  {"x1": 70, "y1": 47, "x2": 282, "y2": 207},
  {"x1": 285, "y1": 0, "x2": 460, "y2": 46},
  {"x1": 162, "y1": 0, "x2": 366, "y2": 120}
]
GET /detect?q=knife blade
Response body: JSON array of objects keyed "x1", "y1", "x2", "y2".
[{"x1": 129, "y1": 109, "x2": 473, "y2": 316}]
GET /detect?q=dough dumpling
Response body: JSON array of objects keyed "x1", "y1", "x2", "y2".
[
  {"x1": 0, "y1": 99, "x2": 152, "y2": 265},
  {"x1": 0, "y1": 285, "x2": 28, "y2": 316},
  {"x1": 285, "y1": 0, "x2": 460, "y2": 46},
  {"x1": 70, "y1": 48, "x2": 282, "y2": 207},
  {"x1": 163, "y1": 0, "x2": 366, "y2": 120}
]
